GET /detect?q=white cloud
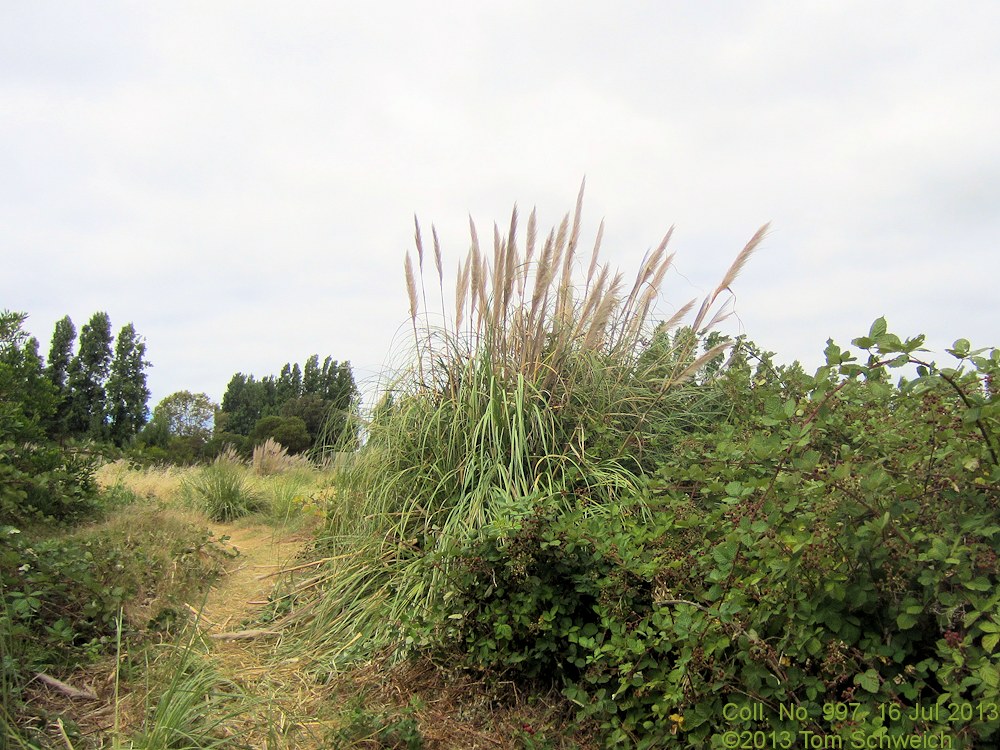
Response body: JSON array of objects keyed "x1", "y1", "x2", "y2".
[{"x1": 2, "y1": 1, "x2": 997, "y2": 410}]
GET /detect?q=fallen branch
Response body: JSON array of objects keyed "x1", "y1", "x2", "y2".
[
  {"x1": 34, "y1": 673, "x2": 97, "y2": 700},
  {"x1": 208, "y1": 629, "x2": 281, "y2": 641},
  {"x1": 256, "y1": 553, "x2": 359, "y2": 580},
  {"x1": 184, "y1": 602, "x2": 218, "y2": 627}
]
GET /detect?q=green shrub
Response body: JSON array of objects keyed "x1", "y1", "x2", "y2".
[
  {"x1": 326, "y1": 696, "x2": 425, "y2": 749},
  {"x1": 204, "y1": 431, "x2": 250, "y2": 460},
  {"x1": 409, "y1": 322, "x2": 1000, "y2": 747}
]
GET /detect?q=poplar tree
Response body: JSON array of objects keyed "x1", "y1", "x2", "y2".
[
  {"x1": 45, "y1": 315, "x2": 76, "y2": 435},
  {"x1": 46, "y1": 316, "x2": 76, "y2": 390},
  {"x1": 219, "y1": 373, "x2": 267, "y2": 435},
  {"x1": 66, "y1": 311, "x2": 113, "y2": 439},
  {"x1": 106, "y1": 323, "x2": 151, "y2": 446}
]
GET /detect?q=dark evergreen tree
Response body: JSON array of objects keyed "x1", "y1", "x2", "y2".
[
  {"x1": 260, "y1": 375, "x2": 279, "y2": 416},
  {"x1": 46, "y1": 316, "x2": 75, "y2": 391},
  {"x1": 280, "y1": 393, "x2": 330, "y2": 446},
  {"x1": 276, "y1": 362, "x2": 305, "y2": 404},
  {"x1": 250, "y1": 415, "x2": 285, "y2": 444},
  {"x1": 271, "y1": 416, "x2": 310, "y2": 453},
  {"x1": 106, "y1": 323, "x2": 151, "y2": 446},
  {"x1": 66, "y1": 311, "x2": 113, "y2": 439},
  {"x1": 330, "y1": 360, "x2": 358, "y2": 409},
  {"x1": 220, "y1": 373, "x2": 267, "y2": 435},
  {"x1": 303, "y1": 354, "x2": 321, "y2": 395},
  {"x1": 250, "y1": 414, "x2": 311, "y2": 454},
  {"x1": 45, "y1": 315, "x2": 76, "y2": 436},
  {"x1": 330, "y1": 361, "x2": 359, "y2": 447},
  {"x1": 217, "y1": 357, "x2": 357, "y2": 446}
]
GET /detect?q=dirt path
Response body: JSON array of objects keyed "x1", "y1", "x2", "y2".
[
  {"x1": 192, "y1": 522, "x2": 331, "y2": 747},
  {"x1": 198, "y1": 522, "x2": 307, "y2": 635}
]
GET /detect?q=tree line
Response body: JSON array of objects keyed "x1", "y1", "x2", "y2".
[
  {"x1": 3, "y1": 306, "x2": 358, "y2": 468},
  {"x1": 215, "y1": 355, "x2": 358, "y2": 454},
  {"x1": 1, "y1": 310, "x2": 137, "y2": 523},
  {"x1": 33, "y1": 311, "x2": 151, "y2": 446},
  {"x1": 133, "y1": 355, "x2": 358, "y2": 463}
]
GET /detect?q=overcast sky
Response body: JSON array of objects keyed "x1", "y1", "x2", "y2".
[{"x1": 3, "y1": 2, "x2": 998, "y2": 411}]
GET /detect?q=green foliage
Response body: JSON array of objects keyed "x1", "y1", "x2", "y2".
[
  {"x1": 219, "y1": 373, "x2": 268, "y2": 435},
  {"x1": 44, "y1": 315, "x2": 76, "y2": 436},
  {"x1": 66, "y1": 311, "x2": 114, "y2": 439},
  {"x1": 136, "y1": 391, "x2": 219, "y2": 464},
  {"x1": 280, "y1": 393, "x2": 332, "y2": 442},
  {"x1": 151, "y1": 390, "x2": 217, "y2": 441},
  {"x1": 296, "y1": 195, "x2": 761, "y2": 668},
  {"x1": 218, "y1": 357, "x2": 357, "y2": 450},
  {"x1": 1, "y1": 311, "x2": 54, "y2": 433},
  {"x1": 35, "y1": 312, "x2": 152, "y2": 446},
  {"x1": 1, "y1": 311, "x2": 99, "y2": 525},
  {"x1": 44, "y1": 315, "x2": 76, "y2": 392},
  {"x1": 251, "y1": 415, "x2": 313, "y2": 454},
  {"x1": 326, "y1": 697, "x2": 425, "y2": 749},
  {"x1": 405, "y1": 321, "x2": 1000, "y2": 747},
  {"x1": 106, "y1": 323, "x2": 152, "y2": 446},
  {"x1": 204, "y1": 431, "x2": 251, "y2": 460},
  {"x1": 135, "y1": 436, "x2": 204, "y2": 466},
  {"x1": 251, "y1": 414, "x2": 284, "y2": 443},
  {"x1": 133, "y1": 422, "x2": 207, "y2": 466},
  {"x1": 184, "y1": 458, "x2": 266, "y2": 522}
]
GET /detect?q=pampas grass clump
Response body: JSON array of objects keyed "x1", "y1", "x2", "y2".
[
  {"x1": 295, "y1": 183, "x2": 768, "y2": 665},
  {"x1": 252, "y1": 438, "x2": 310, "y2": 476}
]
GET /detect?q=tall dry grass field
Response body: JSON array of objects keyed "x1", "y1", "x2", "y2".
[{"x1": 97, "y1": 460, "x2": 192, "y2": 504}]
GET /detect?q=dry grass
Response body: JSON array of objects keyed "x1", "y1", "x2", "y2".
[
  {"x1": 96, "y1": 459, "x2": 192, "y2": 504},
  {"x1": 252, "y1": 438, "x2": 312, "y2": 476},
  {"x1": 14, "y1": 503, "x2": 238, "y2": 748},
  {"x1": 323, "y1": 655, "x2": 601, "y2": 749},
  {"x1": 187, "y1": 523, "x2": 326, "y2": 749},
  {"x1": 27, "y1": 506, "x2": 324, "y2": 748}
]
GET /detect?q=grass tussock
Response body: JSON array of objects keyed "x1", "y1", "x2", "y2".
[
  {"x1": 261, "y1": 472, "x2": 324, "y2": 533},
  {"x1": 83, "y1": 625, "x2": 248, "y2": 750},
  {"x1": 252, "y1": 438, "x2": 312, "y2": 476},
  {"x1": 128, "y1": 636, "x2": 243, "y2": 750},
  {"x1": 183, "y1": 454, "x2": 267, "y2": 523},
  {"x1": 291, "y1": 184, "x2": 767, "y2": 667}
]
